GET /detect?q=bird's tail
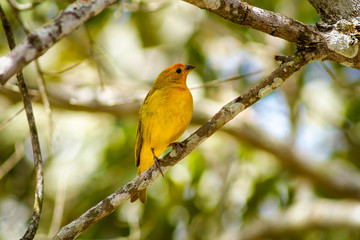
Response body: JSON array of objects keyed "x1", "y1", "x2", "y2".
[{"x1": 130, "y1": 188, "x2": 147, "y2": 203}]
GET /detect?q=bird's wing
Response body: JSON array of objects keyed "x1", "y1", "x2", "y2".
[
  {"x1": 135, "y1": 119, "x2": 143, "y2": 167},
  {"x1": 135, "y1": 88, "x2": 156, "y2": 167}
]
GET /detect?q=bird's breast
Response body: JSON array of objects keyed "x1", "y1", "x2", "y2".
[{"x1": 140, "y1": 87, "x2": 193, "y2": 153}]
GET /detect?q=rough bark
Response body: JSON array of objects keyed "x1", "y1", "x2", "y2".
[
  {"x1": 183, "y1": 0, "x2": 322, "y2": 45},
  {"x1": 182, "y1": 0, "x2": 360, "y2": 69},
  {"x1": 308, "y1": 0, "x2": 360, "y2": 24}
]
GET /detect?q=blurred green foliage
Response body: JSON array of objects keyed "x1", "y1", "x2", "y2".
[{"x1": 1, "y1": 0, "x2": 360, "y2": 240}]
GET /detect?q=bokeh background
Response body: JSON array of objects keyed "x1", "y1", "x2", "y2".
[{"x1": 1, "y1": 0, "x2": 360, "y2": 239}]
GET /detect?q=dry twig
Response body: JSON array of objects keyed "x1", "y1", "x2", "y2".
[{"x1": 0, "y1": 4, "x2": 44, "y2": 240}]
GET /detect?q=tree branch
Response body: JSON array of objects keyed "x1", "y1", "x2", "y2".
[
  {"x1": 0, "y1": 4, "x2": 44, "y2": 240},
  {"x1": 182, "y1": 0, "x2": 323, "y2": 45},
  {"x1": 1, "y1": 0, "x2": 359, "y2": 84},
  {"x1": 51, "y1": 50, "x2": 316, "y2": 239},
  {"x1": 307, "y1": 0, "x2": 360, "y2": 24},
  {"x1": 0, "y1": 0, "x2": 121, "y2": 84},
  {"x1": 182, "y1": 0, "x2": 360, "y2": 69},
  {"x1": 5, "y1": 67, "x2": 360, "y2": 201}
]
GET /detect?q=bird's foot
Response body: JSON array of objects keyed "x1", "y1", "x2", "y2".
[
  {"x1": 168, "y1": 142, "x2": 185, "y2": 154},
  {"x1": 151, "y1": 148, "x2": 164, "y2": 177}
]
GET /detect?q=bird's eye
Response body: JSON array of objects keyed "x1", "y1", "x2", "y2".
[{"x1": 176, "y1": 68, "x2": 182, "y2": 73}]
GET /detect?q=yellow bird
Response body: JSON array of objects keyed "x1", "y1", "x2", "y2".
[{"x1": 130, "y1": 63, "x2": 195, "y2": 203}]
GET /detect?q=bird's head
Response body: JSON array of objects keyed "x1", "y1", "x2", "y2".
[{"x1": 154, "y1": 63, "x2": 195, "y2": 88}]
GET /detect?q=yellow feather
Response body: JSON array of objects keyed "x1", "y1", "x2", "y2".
[{"x1": 131, "y1": 63, "x2": 194, "y2": 203}]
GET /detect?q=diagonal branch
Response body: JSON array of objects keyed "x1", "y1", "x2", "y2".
[
  {"x1": 182, "y1": 0, "x2": 323, "y2": 45},
  {"x1": 0, "y1": 0, "x2": 122, "y2": 84},
  {"x1": 0, "y1": 4, "x2": 44, "y2": 240},
  {"x1": 51, "y1": 50, "x2": 318, "y2": 239}
]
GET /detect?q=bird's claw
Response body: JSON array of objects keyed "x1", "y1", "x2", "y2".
[
  {"x1": 151, "y1": 148, "x2": 164, "y2": 177},
  {"x1": 168, "y1": 142, "x2": 185, "y2": 153}
]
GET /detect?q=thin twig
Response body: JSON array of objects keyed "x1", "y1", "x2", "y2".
[
  {"x1": 0, "y1": 106, "x2": 24, "y2": 131},
  {"x1": 42, "y1": 62, "x2": 84, "y2": 76},
  {"x1": 0, "y1": 4, "x2": 44, "y2": 240},
  {"x1": 0, "y1": 90, "x2": 40, "y2": 132},
  {"x1": 0, "y1": 143, "x2": 24, "y2": 179},
  {"x1": 1, "y1": 83, "x2": 39, "y2": 96},
  {"x1": 0, "y1": 88, "x2": 40, "y2": 131}
]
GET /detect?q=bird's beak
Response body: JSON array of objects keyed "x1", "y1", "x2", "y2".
[{"x1": 185, "y1": 65, "x2": 195, "y2": 71}]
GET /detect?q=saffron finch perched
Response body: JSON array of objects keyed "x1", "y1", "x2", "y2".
[{"x1": 131, "y1": 63, "x2": 195, "y2": 203}]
